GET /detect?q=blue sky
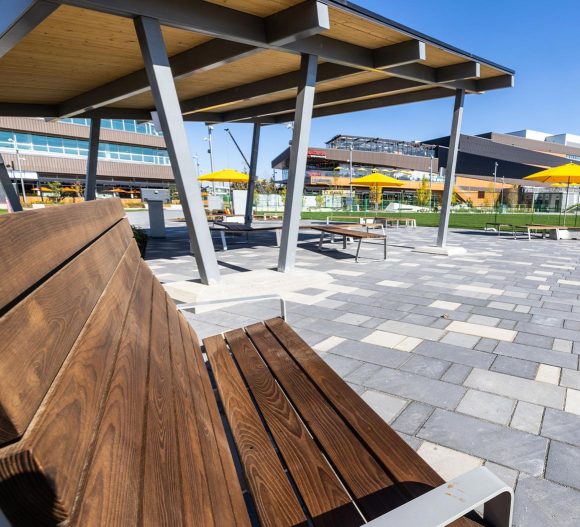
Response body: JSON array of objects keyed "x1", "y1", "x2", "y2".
[{"x1": 185, "y1": 0, "x2": 580, "y2": 180}]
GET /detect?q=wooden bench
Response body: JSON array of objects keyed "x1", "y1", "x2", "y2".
[
  {"x1": 374, "y1": 217, "x2": 417, "y2": 228},
  {"x1": 210, "y1": 222, "x2": 314, "y2": 250},
  {"x1": 312, "y1": 225, "x2": 387, "y2": 262},
  {"x1": 518, "y1": 224, "x2": 580, "y2": 241},
  {"x1": 0, "y1": 200, "x2": 512, "y2": 527}
]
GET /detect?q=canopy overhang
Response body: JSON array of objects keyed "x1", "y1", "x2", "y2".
[{"x1": 0, "y1": 0, "x2": 514, "y2": 124}]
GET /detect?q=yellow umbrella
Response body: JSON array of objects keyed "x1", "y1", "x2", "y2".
[
  {"x1": 198, "y1": 169, "x2": 249, "y2": 183},
  {"x1": 352, "y1": 173, "x2": 404, "y2": 210},
  {"x1": 525, "y1": 163, "x2": 580, "y2": 224}
]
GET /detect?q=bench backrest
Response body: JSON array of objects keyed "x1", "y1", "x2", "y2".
[{"x1": 0, "y1": 200, "x2": 249, "y2": 526}]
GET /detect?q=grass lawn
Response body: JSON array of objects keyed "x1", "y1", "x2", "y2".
[{"x1": 299, "y1": 211, "x2": 580, "y2": 229}]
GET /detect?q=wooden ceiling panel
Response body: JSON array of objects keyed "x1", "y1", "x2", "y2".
[
  {"x1": 0, "y1": 6, "x2": 210, "y2": 104},
  {"x1": 203, "y1": 0, "x2": 302, "y2": 17}
]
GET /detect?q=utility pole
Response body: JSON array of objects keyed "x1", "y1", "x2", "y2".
[
  {"x1": 8, "y1": 136, "x2": 26, "y2": 203},
  {"x1": 204, "y1": 125, "x2": 214, "y2": 172}
]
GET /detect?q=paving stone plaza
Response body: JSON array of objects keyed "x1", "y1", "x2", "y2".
[{"x1": 133, "y1": 211, "x2": 580, "y2": 526}]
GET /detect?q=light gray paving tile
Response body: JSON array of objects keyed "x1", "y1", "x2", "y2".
[
  {"x1": 466, "y1": 314, "x2": 500, "y2": 327},
  {"x1": 514, "y1": 475, "x2": 580, "y2": 527},
  {"x1": 561, "y1": 369, "x2": 580, "y2": 390},
  {"x1": 494, "y1": 341, "x2": 578, "y2": 369},
  {"x1": 361, "y1": 389, "x2": 407, "y2": 424},
  {"x1": 414, "y1": 341, "x2": 495, "y2": 369},
  {"x1": 474, "y1": 338, "x2": 499, "y2": 352},
  {"x1": 401, "y1": 313, "x2": 439, "y2": 326},
  {"x1": 397, "y1": 431, "x2": 422, "y2": 451},
  {"x1": 323, "y1": 353, "x2": 365, "y2": 377},
  {"x1": 553, "y1": 338, "x2": 573, "y2": 353},
  {"x1": 441, "y1": 364, "x2": 472, "y2": 385},
  {"x1": 490, "y1": 355, "x2": 539, "y2": 380},
  {"x1": 498, "y1": 319, "x2": 517, "y2": 330},
  {"x1": 542, "y1": 408, "x2": 580, "y2": 447},
  {"x1": 360, "y1": 367, "x2": 466, "y2": 410},
  {"x1": 418, "y1": 409, "x2": 548, "y2": 475},
  {"x1": 545, "y1": 441, "x2": 580, "y2": 491},
  {"x1": 484, "y1": 461, "x2": 518, "y2": 489},
  {"x1": 439, "y1": 332, "x2": 480, "y2": 349},
  {"x1": 510, "y1": 401, "x2": 544, "y2": 435},
  {"x1": 332, "y1": 339, "x2": 409, "y2": 369},
  {"x1": 399, "y1": 354, "x2": 450, "y2": 380},
  {"x1": 514, "y1": 331, "x2": 554, "y2": 349},
  {"x1": 376, "y1": 320, "x2": 446, "y2": 341},
  {"x1": 464, "y1": 369, "x2": 565, "y2": 409},
  {"x1": 429, "y1": 318, "x2": 452, "y2": 330},
  {"x1": 333, "y1": 312, "x2": 371, "y2": 326},
  {"x1": 391, "y1": 401, "x2": 434, "y2": 435},
  {"x1": 346, "y1": 382, "x2": 365, "y2": 395},
  {"x1": 456, "y1": 389, "x2": 516, "y2": 425}
]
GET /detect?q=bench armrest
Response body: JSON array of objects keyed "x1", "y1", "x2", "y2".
[
  {"x1": 365, "y1": 467, "x2": 513, "y2": 527},
  {"x1": 177, "y1": 294, "x2": 287, "y2": 320}
]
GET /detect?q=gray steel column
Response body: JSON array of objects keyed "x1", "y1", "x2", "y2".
[
  {"x1": 437, "y1": 89, "x2": 465, "y2": 247},
  {"x1": 277, "y1": 54, "x2": 317, "y2": 272},
  {"x1": 135, "y1": 16, "x2": 221, "y2": 284},
  {"x1": 244, "y1": 123, "x2": 261, "y2": 225},
  {"x1": 84, "y1": 118, "x2": 100, "y2": 201},
  {"x1": 0, "y1": 153, "x2": 22, "y2": 212}
]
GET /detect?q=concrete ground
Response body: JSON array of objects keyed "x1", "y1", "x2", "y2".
[{"x1": 129, "y1": 209, "x2": 580, "y2": 526}]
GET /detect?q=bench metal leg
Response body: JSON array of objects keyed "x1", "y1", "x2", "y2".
[
  {"x1": 318, "y1": 232, "x2": 324, "y2": 250},
  {"x1": 355, "y1": 238, "x2": 362, "y2": 263},
  {"x1": 220, "y1": 230, "x2": 228, "y2": 251},
  {"x1": 365, "y1": 467, "x2": 513, "y2": 527},
  {"x1": 275, "y1": 229, "x2": 281, "y2": 247},
  {"x1": 342, "y1": 235, "x2": 347, "y2": 249},
  {"x1": 384, "y1": 237, "x2": 387, "y2": 260}
]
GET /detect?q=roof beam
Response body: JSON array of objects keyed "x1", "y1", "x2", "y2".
[
  {"x1": 386, "y1": 60, "x2": 481, "y2": 88},
  {"x1": 477, "y1": 74, "x2": 514, "y2": 91},
  {"x1": 56, "y1": 39, "x2": 257, "y2": 118},
  {"x1": 0, "y1": 0, "x2": 58, "y2": 59},
  {"x1": 221, "y1": 77, "x2": 422, "y2": 123},
  {"x1": 181, "y1": 62, "x2": 357, "y2": 114},
  {"x1": 436, "y1": 61, "x2": 480, "y2": 83},
  {"x1": 60, "y1": 0, "x2": 330, "y2": 47},
  {"x1": 373, "y1": 40, "x2": 426, "y2": 68},
  {"x1": 0, "y1": 103, "x2": 59, "y2": 117}
]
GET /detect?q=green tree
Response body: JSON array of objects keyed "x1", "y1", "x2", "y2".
[
  {"x1": 315, "y1": 193, "x2": 325, "y2": 209},
  {"x1": 451, "y1": 186, "x2": 459, "y2": 205},
  {"x1": 279, "y1": 186, "x2": 287, "y2": 204},
  {"x1": 415, "y1": 176, "x2": 431, "y2": 207},
  {"x1": 47, "y1": 181, "x2": 62, "y2": 201}
]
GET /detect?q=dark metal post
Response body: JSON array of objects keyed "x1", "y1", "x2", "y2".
[
  {"x1": 277, "y1": 54, "x2": 317, "y2": 272},
  {"x1": 84, "y1": 118, "x2": 100, "y2": 201},
  {"x1": 437, "y1": 89, "x2": 465, "y2": 247},
  {"x1": 135, "y1": 16, "x2": 221, "y2": 284},
  {"x1": 0, "y1": 153, "x2": 22, "y2": 212},
  {"x1": 245, "y1": 123, "x2": 261, "y2": 226}
]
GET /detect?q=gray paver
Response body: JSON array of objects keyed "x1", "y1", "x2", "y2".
[
  {"x1": 399, "y1": 354, "x2": 450, "y2": 379},
  {"x1": 375, "y1": 320, "x2": 446, "y2": 341},
  {"x1": 323, "y1": 353, "x2": 364, "y2": 377},
  {"x1": 392, "y1": 401, "x2": 434, "y2": 435},
  {"x1": 474, "y1": 338, "x2": 499, "y2": 352},
  {"x1": 545, "y1": 441, "x2": 580, "y2": 491},
  {"x1": 333, "y1": 312, "x2": 371, "y2": 326},
  {"x1": 494, "y1": 341, "x2": 578, "y2": 369},
  {"x1": 514, "y1": 331, "x2": 554, "y2": 349},
  {"x1": 484, "y1": 461, "x2": 519, "y2": 489},
  {"x1": 510, "y1": 401, "x2": 544, "y2": 434},
  {"x1": 541, "y1": 408, "x2": 580, "y2": 447},
  {"x1": 414, "y1": 341, "x2": 495, "y2": 369},
  {"x1": 456, "y1": 389, "x2": 515, "y2": 425},
  {"x1": 330, "y1": 339, "x2": 409, "y2": 369},
  {"x1": 439, "y1": 332, "x2": 480, "y2": 348},
  {"x1": 441, "y1": 363, "x2": 472, "y2": 384},
  {"x1": 418, "y1": 409, "x2": 549, "y2": 475},
  {"x1": 560, "y1": 368, "x2": 580, "y2": 390},
  {"x1": 490, "y1": 355, "x2": 538, "y2": 380},
  {"x1": 514, "y1": 474, "x2": 580, "y2": 527},
  {"x1": 359, "y1": 367, "x2": 466, "y2": 410},
  {"x1": 360, "y1": 389, "x2": 407, "y2": 424}
]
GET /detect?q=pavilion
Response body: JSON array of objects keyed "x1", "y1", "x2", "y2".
[{"x1": 0, "y1": 0, "x2": 515, "y2": 284}]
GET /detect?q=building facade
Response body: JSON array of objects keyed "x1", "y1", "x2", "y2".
[{"x1": 0, "y1": 117, "x2": 173, "y2": 199}]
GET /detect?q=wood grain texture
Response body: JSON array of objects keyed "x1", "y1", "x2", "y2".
[
  {"x1": 74, "y1": 262, "x2": 154, "y2": 526},
  {"x1": 225, "y1": 328, "x2": 363, "y2": 527},
  {"x1": 265, "y1": 318, "x2": 479, "y2": 527},
  {"x1": 142, "y1": 281, "x2": 182, "y2": 526},
  {"x1": 244, "y1": 322, "x2": 407, "y2": 520},
  {"x1": 0, "y1": 198, "x2": 125, "y2": 309},
  {"x1": 204, "y1": 334, "x2": 307, "y2": 527},
  {"x1": 0, "y1": 219, "x2": 133, "y2": 444},
  {"x1": 312, "y1": 225, "x2": 386, "y2": 239},
  {"x1": 182, "y1": 318, "x2": 252, "y2": 527},
  {"x1": 0, "y1": 243, "x2": 141, "y2": 525}
]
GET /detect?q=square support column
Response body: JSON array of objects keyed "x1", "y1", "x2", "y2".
[
  {"x1": 0, "y1": 154, "x2": 22, "y2": 212},
  {"x1": 135, "y1": 16, "x2": 221, "y2": 285},
  {"x1": 84, "y1": 118, "x2": 100, "y2": 201},
  {"x1": 437, "y1": 89, "x2": 465, "y2": 248},
  {"x1": 277, "y1": 54, "x2": 318, "y2": 272},
  {"x1": 244, "y1": 123, "x2": 261, "y2": 226}
]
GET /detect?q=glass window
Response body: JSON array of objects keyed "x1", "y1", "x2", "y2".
[{"x1": 124, "y1": 120, "x2": 136, "y2": 133}]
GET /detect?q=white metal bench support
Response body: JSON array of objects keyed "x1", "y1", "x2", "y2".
[{"x1": 365, "y1": 467, "x2": 513, "y2": 527}]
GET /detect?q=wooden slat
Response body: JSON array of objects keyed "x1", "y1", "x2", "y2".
[
  {"x1": 244, "y1": 322, "x2": 407, "y2": 520},
  {"x1": 264, "y1": 317, "x2": 480, "y2": 527},
  {"x1": 0, "y1": 244, "x2": 141, "y2": 525},
  {"x1": 74, "y1": 262, "x2": 154, "y2": 525},
  {"x1": 142, "y1": 281, "x2": 183, "y2": 526},
  {"x1": 204, "y1": 334, "x2": 307, "y2": 527},
  {"x1": 180, "y1": 315, "x2": 251, "y2": 527},
  {"x1": 0, "y1": 198, "x2": 125, "y2": 309},
  {"x1": 225, "y1": 328, "x2": 364, "y2": 527},
  {"x1": 0, "y1": 219, "x2": 133, "y2": 444}
]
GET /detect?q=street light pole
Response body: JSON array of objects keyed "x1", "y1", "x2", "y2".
[
  {"x1": 8, "y1": 136, "x2": 26, "y2": 203},
  {"x1": 349, "y1": 143, "x2": 354, "y2": 211},
  {"x1": 205, "y1": 125, "x2": 214, "y2": 173}
]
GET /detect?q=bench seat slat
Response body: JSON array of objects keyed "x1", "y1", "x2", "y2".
[
  {"x1": 180, "y1": 315, "x2": 251, "y2": 527},
  {"x1": 265, "y1": 317, "x2": 480, "y2": 527},
  {"x1": 0, "y1": 219, "x2": 134, "y2": 445},
  {"x1": 143, "y1": 281, "x2": 183, "y2": 525},
  {"x1": 224, "y1": 328, "x2": 364, "y2": 527},
  {"x1": 0, "y1": 244, "x2": 141, "y2": 525},
  {"x1": 74, "y1": 263, "x2": 154, "y2": 525},
  {"x1": 243, "y1": 322, "x2": 408, "y2": 521},
  {"x1": 0, "y1": 198, "x2": 125, "y2": 308},
  {"x1": 204, "y1": 334, "x2": 307, "y2": 527}
]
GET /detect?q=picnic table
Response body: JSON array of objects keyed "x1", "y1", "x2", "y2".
[
  {"x1": 312, "y1": 225, "x2": 387, "y2": 262},
  {"x1": 374, "y1": 216, "x2": 417, "y2": 228}
]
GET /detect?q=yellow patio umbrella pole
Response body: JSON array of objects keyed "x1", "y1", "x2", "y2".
[
  {"x1": 524, "y1": 163, "x2": 580, "y2": 226},
  {"x1": 351, "y1": 172, "x2": 404, "y2": 212}
]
